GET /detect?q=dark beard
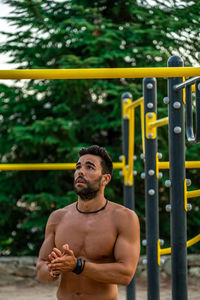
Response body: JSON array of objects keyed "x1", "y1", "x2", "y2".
[
  {"x1": 74, "y1": 176, "x2": 102, "y2": 201},
  {"x1": 74, "y1": 186, "x2": 99, "y2": 200}
]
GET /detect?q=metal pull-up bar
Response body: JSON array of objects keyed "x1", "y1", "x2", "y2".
[
  {"x1": 0, "y1": 67, "x2": 199, "y2": 80},
  {"x1": 175, "y1": 77, "x2": 200, "y2": 144}
]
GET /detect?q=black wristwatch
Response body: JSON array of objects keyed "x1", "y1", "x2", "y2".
[{"x1": 72, "y1": 257, "x2": 86, "y2": 274}]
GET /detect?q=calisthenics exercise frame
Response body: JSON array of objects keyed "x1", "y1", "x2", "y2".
[
  {"x1": 141, "y1": 56, "x2": 200, "y2": 300},
  {"x1": 120, "y1": 56, "x2": 200, "y2": 300},
  {"x1": 0, "y1": 57, "x2": 199, "y2": 300}
]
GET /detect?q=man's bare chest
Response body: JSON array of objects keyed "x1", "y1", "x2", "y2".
[{"x1": 55, "y1": 213, "x2": 117, "y2": 261}]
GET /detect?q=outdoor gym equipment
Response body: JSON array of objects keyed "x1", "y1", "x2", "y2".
[{"x1": 0, "y1": 55, "x2": 199, "y2": 300}]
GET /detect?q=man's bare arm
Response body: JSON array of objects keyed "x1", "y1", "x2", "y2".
[
  {"x1": 36, "y1": 211, "x2": 62, "y2": 282},
  {"x1": 83, "y1": 210, "x2": 140, "y2": 285}
]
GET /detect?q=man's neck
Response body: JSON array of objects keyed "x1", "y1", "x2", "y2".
[{"x1": 77, "y1": 196, "x2": 107, "y2": 213}]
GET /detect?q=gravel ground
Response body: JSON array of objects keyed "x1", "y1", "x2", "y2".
[{"x1": 0, "y1": 277, "x2": 199, "y2": 300}]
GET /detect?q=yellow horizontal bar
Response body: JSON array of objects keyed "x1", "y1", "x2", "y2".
[
  {"x1": 187, "y1": 234, "x2": 200, "y2": 248},
  {"x1": 0, "y1": 67, "x2": 199, "y2": 80},
  {"x1": 0, "y1": 162, "x2": 123, "y2": 171},
  {"x1": 187, "y1": 189, "x2": 200, "y2": 198},
  {"x1": 149, "y1": 117, "x2": 168, "y2": 129},
  {"x1": 158, "y1": 161, "x2": 169, "y2": 169},
  {"x1": 158, "y1": 161, "x2": 200, "y2": 170},
  {"x1": 0, "y1": 163, "x2": 76, "y2": 171},
  {"x1": 113, "y1": 162, "x2": 124, "y2": 169},
  {"x1": 160, "y1": 247, "x2": 171, "y2": 255},
  {"x1": 125, "y1": 97, "x2": 143, "y2": 111},
  {"x1": 185, "y1": 161, "x2": 200, "y2": 168},
  {"x1": 160, "y1": 234, "x2": 200, "y2": 256}
]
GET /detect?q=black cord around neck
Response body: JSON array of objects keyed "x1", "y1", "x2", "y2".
[{"x1": 76, "y1": 200, "x2": 108, "y2": 214}]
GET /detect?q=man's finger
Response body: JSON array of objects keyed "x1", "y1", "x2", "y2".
[
  {"x1": 53, "y1": 248, "x2": 62, "y2": 257},
  {"x1": 48, "y1": 254, "x2": 54, "y2": 261},
  {"x1": 51, "y1": 259, "x2": 64, "y2": 266},
  {"x1": 62, "y1": 244, "x2": 70, "y2": 254},
  {"x1": 50, "y1": 265, "x2": 61, "y2": 270},
  {"x1": 51, "y1": 251, "x2": 57, "y2": 259},
  {"x1": 63, "y1": 244, "x2": 69, "y2": 250},
  {"x1": 51, "y1": 257, "x2": 63, "y2": 264},
  {"x1": 50, "y1": 263, "x2": 60, "y2": 269},
  {"x1": 63, "y1": 248, "x2": 74, "y2": 256}
]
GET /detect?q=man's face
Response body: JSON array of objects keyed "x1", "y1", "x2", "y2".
[{"x1": 74, "y1": 154, "x2": 104, "y2": 200}]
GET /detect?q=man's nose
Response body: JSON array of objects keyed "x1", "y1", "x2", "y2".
[{"x1": 77, "y1": 167, "x2": 85, "y2": 176}]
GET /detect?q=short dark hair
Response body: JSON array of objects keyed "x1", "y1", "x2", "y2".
[{"x1": 78, "y1": 145, "x2": 113, "y2": 176}]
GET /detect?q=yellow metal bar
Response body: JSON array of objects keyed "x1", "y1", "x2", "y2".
[
  {"x1": 183, "y1": 79, "x2": 195, "y2": 104},
  {"x1": 187, "y1": 234, "x2": 200, "y2": 248},
  {"x1": 125, "y1": 97, "x2": 143, "y2": 111},
  {"x1": 0, "y1": 163, "x2": 76, "y2": 171},
  {"x1": 140, "y1": 101, "x2": 145, "y2": 153},
  {"x1": 184, "y1": 182, "x2": 200, "y2": 212},
  {"x1": 122, "y1": 97, "x2": 132, "y2": 119},
  {"x1": 0, "y1": 162, "x2": 123, "y2": 171},
  {"x1": 156, "y1": 153, "x2": 159, "y2": 179},
  {"x1": 157, "y1": 240, "x2": 161, "y2": 266},
  {"x1": 149, "y1": 117, "x2": 168, "y2": 129},
  {"x1": 185, "y1": 161, "x2": 200, "y2": 168},
  {"x1": 127, "y1": 105, "x2": 134, "y2": 185},
  {"x1": 184, "y1": 179, "x2": 188, "y2": 212},
  {"x1": 183, "y1": 78, "x2": 195, "y2": 103},
  {"x1": 123, "y1": 96, "x2": 145, "y2": 186},
  {"x1": 157, "y1": 160, "x2": 169, "y2": 179},
  {"x1": 158, "y1": 161, "x2": 200, "y2": 170},
  {"x1": 125, "y1": 105, "x2": 135, "y2": 186},
  {"x1": 146, "y1": 112, "x2": 157, "y2": 139},
  {"x1": 122, "y1": 96, "x2": 134, "y2": 186},
  {"x1": 113, "y1": 162, "x2": 124, "y2": 169},
  {"x1": 192, "y1": 85, "x2": 195, "y2": 92},
  {"x1": 157, "y1": 239, "x2": 171, "y2": 266},
  {"x1": 158, "y1": 234, "x2": 200, "y2": 264},
  {"x1": 183, "y1": 77, "x2": 186, "y2": 104},
  {"x1": 157, "y1": 160, "x2": 200, "y2": 182},
  {"x1": 160, "y1": 247, "x2": 171, "y2": 256},
  {"x1": 0, "y1": 67, "x2": 199, "y2": 80},
  {"x1": 126, "y1": 96, "x2": 145, "y2": 154},
  {"x1": 187, "y1": 189, "x2": 200, "y2": 198}
]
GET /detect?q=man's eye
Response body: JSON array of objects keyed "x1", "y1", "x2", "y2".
[{"x1": 87, "y1": 166, "x2": 93, "y2": 169}]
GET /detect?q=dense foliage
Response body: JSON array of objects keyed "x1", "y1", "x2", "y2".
[{"x1": 0, "y1": 0, "x2": 199, "y2": 255}]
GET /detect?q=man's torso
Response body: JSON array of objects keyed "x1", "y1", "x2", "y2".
[{"x1": 54, "y1": 201, "x2": 122, "y2": 299}]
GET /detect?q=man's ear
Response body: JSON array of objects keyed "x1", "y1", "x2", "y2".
[{"x1": 102, "y1": 174, "x2": 111, "y2": 186}]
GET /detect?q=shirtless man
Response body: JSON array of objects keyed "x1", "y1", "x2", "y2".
[{"x1": 37, "y1": 145, "x2": 140, "y2": 300}]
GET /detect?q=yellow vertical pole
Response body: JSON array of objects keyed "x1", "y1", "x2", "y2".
[{"x1": 140, "y1": 100, "x2": 145, "y2": 153}]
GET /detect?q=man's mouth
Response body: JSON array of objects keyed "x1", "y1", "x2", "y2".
[{"x1": 75, "y1": 177, "x2": 86, "y2": 184}]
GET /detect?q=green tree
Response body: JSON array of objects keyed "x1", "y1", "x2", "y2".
[{"x1": 0, "y1": 0, "x2": 199, "y2": 255}]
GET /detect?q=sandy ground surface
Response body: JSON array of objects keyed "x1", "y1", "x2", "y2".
[{"x1": 0, "y1": 277, "x2": 199, "y2": 300}]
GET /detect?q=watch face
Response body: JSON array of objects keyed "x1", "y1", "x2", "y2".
[
  {"x1": 73, "y1": 258, "x2": 84, "y2": 274},
  {"x1": 78, "y1": 258, "x2": 82, "y2": 267}
]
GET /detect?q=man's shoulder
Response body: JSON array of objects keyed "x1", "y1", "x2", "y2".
[
  {"x1": 109, "y1": 201, "x2": 138, "y2": 220},
  {"x1": 110, "y1": 202, "x2": 136, "y2": 216},
  {"x1": 48, "y1": 203, "x2": 76, "y2": 222}
]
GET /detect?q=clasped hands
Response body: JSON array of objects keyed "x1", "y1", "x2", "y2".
[{"x1": 47, "y1": 244, "x2": 77, "y2": 277}]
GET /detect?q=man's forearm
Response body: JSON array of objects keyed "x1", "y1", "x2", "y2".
[
  {"x1": 83, "y1": 261, "x2": 133, "y2": 286},
  {"x1": 37, "y1": 261, "x2": 59, "y2": 283}
]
